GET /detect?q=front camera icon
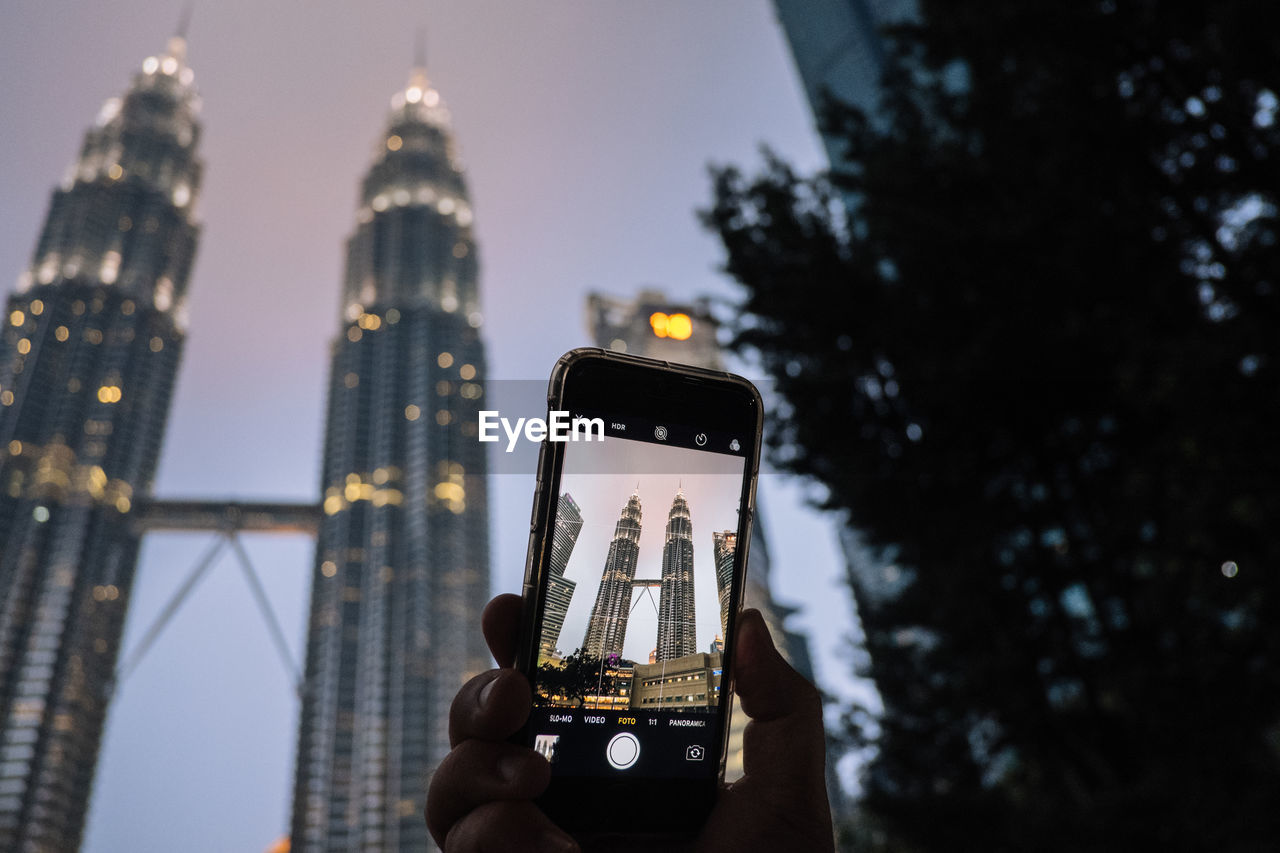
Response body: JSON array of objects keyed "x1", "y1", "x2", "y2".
[
  {"x1": 685, "y1": 744, "x2": 705, "y2": 762},
  {"x1": 654, "y1": 425, "x2": 668, "y2": 441}
]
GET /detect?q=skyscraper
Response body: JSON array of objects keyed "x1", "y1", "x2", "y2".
[
  {"x1": 537, "y1": 493, "x2": 583, "y2": 660},
  {"x1": 289, "y1": 63, "x2": 491, "y2": 852},
  {"x1": 712, "y1": 530, "x2": 736, "y2": 638},
  {"x1": 0, "y1": 33, "x2": 202, "y2": 851},
  {"x1": 656, "y1": 490, "x2": 696, "y2": 662},
  {"x1": 771, "y1": 0, "x2": 916, "y2": 166},
  {"x1": 582, "y1": 492, "x2": 642, "y2": 659}
]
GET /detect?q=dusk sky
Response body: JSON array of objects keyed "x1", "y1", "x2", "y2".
[{"x1": 1, "y1": 3, "x2": 864, "y2": 850}]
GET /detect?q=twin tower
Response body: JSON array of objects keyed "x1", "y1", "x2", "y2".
[
  {"x1": 541, "y1": 488, "x2": 737, "y2": 666},
  {"x1": 0, "y1": 35, "x2": 488, "y2": 852}
]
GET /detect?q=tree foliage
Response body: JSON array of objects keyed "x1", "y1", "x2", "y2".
[
  {"x1": 534, "y1": 651, "x2": 618, "y2": 709},
  {"x1": 704, "y1": 2, "x2": 1279, "y2": 848}
]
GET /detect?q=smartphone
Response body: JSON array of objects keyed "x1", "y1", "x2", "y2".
[{"x1": 513, "y1": 348, "x2": 763, "y2": 839}]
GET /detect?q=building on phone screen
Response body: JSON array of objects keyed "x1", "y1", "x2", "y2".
[
  {"x1": 582, "y1": 491, "x2": 642, "y2": 659},
  {"x1": 0, "y1": 33, "x2": 201, "y2": 851},
  {"x1": 538, "y1": 493, "x2": 583, "y2": 660},
  {"x1": 656, "y1": 488, "x2": 697, "y2": 662},
  {"x1": 287, "y1": 60, "x2": 492, "y2": 851}
]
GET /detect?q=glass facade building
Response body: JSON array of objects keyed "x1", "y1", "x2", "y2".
[
  {"x1": 712, "y1": 530, "x2": 737, "y2": 639},
  {"x1": 288, "y1": 65, "x2": 491, "y2": 852},
  {"x1": 537, "y1": 493, "x2": 583, "y2": 660},
  {"x1": 0, "y1": 35, "x2": 202, "y2": 851},
  {"x1": 655, "y1": 490, "x2": 696, "y2": 663},
  {"x1": 582, "y1": 492, "x2": 642, "y2": 660}
]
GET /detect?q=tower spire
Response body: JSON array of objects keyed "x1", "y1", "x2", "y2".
[
  {"x1": 176, "y1": 3, "x2": 192, "y2": 39},
  {"x1": 414, "y1": 26, "x2": 427, "y2": 71},
  {"x1": 166, "y1": 4, "x2": 192, "y2": 63}
]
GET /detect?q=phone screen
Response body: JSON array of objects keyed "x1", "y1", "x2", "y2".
[{"x1": 526, "y1": 408, "x2": 750, "y2": 781}]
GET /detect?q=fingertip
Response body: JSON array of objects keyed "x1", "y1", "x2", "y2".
[
  {"x1": 482, "y1": 593, "x2": 523, "y2": 668},
  {"x1": 733, "y1": 608, "x2": 775, "y2": 673}
]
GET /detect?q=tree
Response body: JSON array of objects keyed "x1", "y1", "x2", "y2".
[
  {"x1": 703, "y1": 2, "x2": 1280, "y2": 848},
  {"x1": 534, "y1": 651, "x2": 618, "y2": 709}
]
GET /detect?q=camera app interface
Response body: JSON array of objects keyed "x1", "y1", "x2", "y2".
[{"x1": 529, "y1": 416, "x2": 747, "y2": 779}]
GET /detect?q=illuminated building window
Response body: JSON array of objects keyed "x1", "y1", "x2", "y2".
[
  {"x1": 96, "y1": 386, "x2": 122, "y2": 403},
  {"x1": 459, "y1": 364, "x2": 476, "y2": 381},
  {"x1": 436, "y1": 380, "x2": 452, "y2": 396},
  {"x1": 347, "y1": 326, "x2": 362, "y2": 342},
  {"x1": 452, "y1": 243, "x2": 468, "y2": 258},
  {"x1": 437, "y1": 352, "x2": 453, "y2": 368},
  {"x1": 30, "y1": 300, "x2": 44, "y2": 315},
  {"x1": 404, "y1": 404, "x2": 420, "y2": 421},
  {"x1": 7, "y1": 440, "x2": 20, "y2": 455},
  {"x1": 386, "y1": 308, "x2": 401, "y2": 324},
  {"x1": 85, "y1": 329, "x2": 103, "y2": 345},
  {"x1": 121, "y1": 299, "x2": 135, "y2": 316},
  {"x1": 387, "y1": 135, "x2": 403, "y2": 152},
  {"x1": 344, "y1": 373, "x2": 359, "y2": 389},
  {"x1": 9, "y1": 310, "x2": 24, "y2": 326},
  {"x1": 459, "y1": 383, "x2": 482, "y2": 400},
  {"x1": 72, "y1": 300, "x2": 85, "y2": 316},
  {"x1": 107, "y1": 164, "x2": 123, "y2": 181},
  {"x1": 649, "y1": 312, "x2": 692, "y2": 340},
  {"x1": 16, "y1": 339, "x2": 30, "y2": 355},
  {"x1": 119, "y1": 215, "x2": 133, "y2": 232},
  {"x1": 33, "y1": 506, "x2": 50, "y2": 523},
  {"x1": 67, "y1": 379, "x2": 81, "y2": 393},
  {"x1": 150, "y1": 337, "x2": 164, "y2": 352},
  {"x1": 436, "y1": 410, "x2": 451, "y2": 426},
  {"x1": 54, "y1": 325, "x2": 69, "y2": 342},
  {"x1": 321, "y1": 561, "x2": 338, "y2": 578}
]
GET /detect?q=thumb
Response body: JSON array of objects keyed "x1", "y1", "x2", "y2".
[
  {"x1": 733, "y1": 609, "x2": 821, "y2": 722},
  {"x1": 732, "y1": 609, "x2": 827, "y2": 784}
]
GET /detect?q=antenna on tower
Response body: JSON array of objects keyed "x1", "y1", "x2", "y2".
[
  {"x1": 176, "y1": 3, "x2": 193, "y2": 40},
  {"x1": 414, "y1": 26, "x2": 427, "y2": 70}
]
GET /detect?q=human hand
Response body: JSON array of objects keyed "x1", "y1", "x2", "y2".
[
  {"x1": 425, "y1": 594, "x2": 833, "y2": 853},
  {"x1": 425, "y1": 593, "x2": 578, "y2": 852}
]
